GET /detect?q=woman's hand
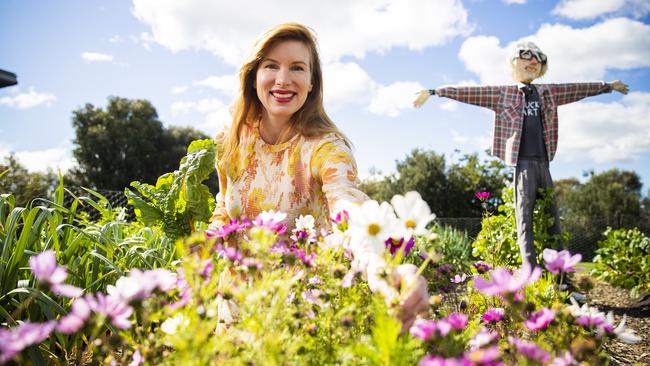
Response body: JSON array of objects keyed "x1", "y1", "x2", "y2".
[{"x1": 393, "y1": 264, "x2": 429, "y2": 332}]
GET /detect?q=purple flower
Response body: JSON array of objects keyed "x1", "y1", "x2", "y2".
[
  {"x1": 213, "y1": 244, "x2": 242, "y2": 262},
  {"x1": 200, "y1": 258, "x2": 213, "y2": 279},
  {"x1": 466, "y1": 345, "x2": 501, "y2": 364},
  {"x1": 341, "y1": 267, "x2": 361, "y2": 288},
  {"x1": 168, "y1": 268, "x2": 192, "y2": 310},
  {"x1": 509, "y1": 337, "x2": 551, "y2": 364},
  {"x1": 436, "y1": 319, "x2": 452, "y2": 337},
  {"x1": 206, "y1": 218, "x2": 242, "y2": 238},
  {"x1": 253, "y1": 210, "x2": 287, "y2": 234},
  {"x1": 473, "y1": 261, "x2": 492, "y2": 274},
  {"x1": 107, "y1": 269, "x2": 176, "y2": 303},
  {"x1": 437, "y1": 264, "x2": 453, "y2": 274},
  {"x1": 86, "y1": 293, "x2": 133, "y2": 329},
  {"x1": 57, "y1": 297, "x2": 91, "y2": 334},
  {"x1": 419, "y1": 355, "x2": 472, "y2": 366},
  {"x1": 451, "y1": 273, "x2": 468, "y2": 284},
  {"x1": 330, "y1": 210, "x2": 349, "y2": 231},
  {"x1": 446, "y1": 313, "x2": 468, "y2": 330},
  {"x1": 241, "y1": 258, "x2": 263, "y2": 271},
  {"x1": 293, "y1": 248, "x2": 316, "y2": 267},
  {"x1": 475, "y1": 191, "x2": 491, "y2": 201},
  {"x1": 128, "y1": 350, "x2": 144, "y2": 366},
  {"x1": 550, "y1": 351, "x2": 576, "y2": 366},
  {"x1": 469, "y1": 327, "x2": 499, "y2": 349},
  {"x1": 472, "y1": 264, "x2": 541, "y2": 298},
  {"x1": 576, "y1": 314, "x2": 605, "y2": 328},
  {"x1": 542, "y1": 249, "x2": 582, "y2": 274},
  {"x1": 29, "y1": 250, "x2": 83, "y2": 298},
  {"x1": 482, "y1": 308, "x2": 505, "y2": 323},
  {"x1": 410, "y1": 315, "x2": 465, "y2": 341},
  {"x1": 384, "y1": 237, "x2": 415, "y2": 256},
  {"x1": 0, "y1": 321, "x2": 56, "y2": 363},
  {"x1": 410, "y1": 319, "x2": 437, "y2": 341},
  {"x1": 524, "y1": 307, "x2": 556, "y2": 331}
]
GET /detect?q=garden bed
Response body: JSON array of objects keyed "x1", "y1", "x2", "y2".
[{"x1": 587, "y1": 281, "x2": 650, "y2": 365}]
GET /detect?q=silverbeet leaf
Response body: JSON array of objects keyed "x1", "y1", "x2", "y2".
[{"x1": 125, "y1": 139, "x2": 216, "y2": 240}]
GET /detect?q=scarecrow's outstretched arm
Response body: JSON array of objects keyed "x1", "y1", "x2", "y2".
[
  {"x1": 413, "y1": 85, "x2": 501, "y2": 110},
  {"x1": 551, "y1": 81, "x2": 629, "y2": 106}
]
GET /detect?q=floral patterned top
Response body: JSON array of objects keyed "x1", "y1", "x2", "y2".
[{"x1": 209, "y1": 121, "x2": 368, "y2": 230}]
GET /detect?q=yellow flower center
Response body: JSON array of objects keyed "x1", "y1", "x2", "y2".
[
  {"x1": 405, "y1": 219, "x2": 417, "y2": 229},
  {"x1": 367, "y1": 223, "x2": 381, "y2": 236}
]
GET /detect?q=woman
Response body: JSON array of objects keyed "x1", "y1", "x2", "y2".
[
  {"x1": 209, "y1": 23, "x2": 427, "y2": 330},
  {"x1": 209, "y1": 22, "x2": 368, "y2": 231}
]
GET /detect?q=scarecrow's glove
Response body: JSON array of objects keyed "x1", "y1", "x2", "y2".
[
  {"x1": 413, "y1": 89, "x2": 436, "y2": 108},
  {"x1": 610, "y1": 80, "x2": 629, "y2": 95}
]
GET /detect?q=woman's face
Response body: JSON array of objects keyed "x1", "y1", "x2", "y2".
[{"x1": 255, "y1": 40, "x2": 313, "y2": 124}]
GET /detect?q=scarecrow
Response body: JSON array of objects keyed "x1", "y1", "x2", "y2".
[{"x1": 414, "y1": 41, "x2": 629, "y2": 267}]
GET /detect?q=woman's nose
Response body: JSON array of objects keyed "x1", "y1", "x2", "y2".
[{"x1": 275, "y1": 68, "x2": 290, "y2": 85}]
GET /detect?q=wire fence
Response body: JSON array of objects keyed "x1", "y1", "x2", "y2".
[
  {"x1": 69, "y1": 190, "x2": 648, "y2": 262},
  {"x1": 437, "y1": 215, "x2": 650, "y2": 261},
  {"x1": 63, "y1": 189, "x2": 134, "y2": 221}
]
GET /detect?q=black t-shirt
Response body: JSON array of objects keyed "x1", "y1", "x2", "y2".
[{"x1": 519, "y1": 84, "x2": 548, "y2": 160}]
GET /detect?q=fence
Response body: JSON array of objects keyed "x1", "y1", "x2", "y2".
[
  {"x1": 62, "y1": 188, "x2": 134, "y2": 221},
  {"x1": 437, "y1": 215, "x2": 649, "y2": 261}
]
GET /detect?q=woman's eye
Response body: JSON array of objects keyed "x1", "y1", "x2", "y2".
[
  {"x1": 265, "y1": 64, "x2": 279, "y2": 69},
  {"x1": 291, "y1": 65, "x2": 305, "y2": 71}
]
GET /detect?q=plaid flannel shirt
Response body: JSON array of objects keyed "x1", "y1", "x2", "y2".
[{"x1": 436, "y1": 82, "x2": 612, "y2": 166}]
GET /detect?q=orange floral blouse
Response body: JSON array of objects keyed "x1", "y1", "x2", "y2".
[{"x1": 209, "y1": 122, "x2": 368, "y2": 230}]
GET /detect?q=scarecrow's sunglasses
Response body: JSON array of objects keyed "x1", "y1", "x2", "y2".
[{"x1": 519, "y1": 50, "x2": 547, "y2": 64}]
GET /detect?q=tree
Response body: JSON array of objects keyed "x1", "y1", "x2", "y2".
[
  {"x1": 359, "y1": 149, "x2": 510, "y2": 217},
  {"x1": 0, "y1": 154, "x2": 57, "y2": 206},
  {"x1": 555, "y1": 169, "x2": 646, "y2": 259},
  {"x1": 556, "y1": 169, "x2": 642, "y2": 228},
  {"x1": 70, "y1": 96, "x2": 217, "y2": 194}
]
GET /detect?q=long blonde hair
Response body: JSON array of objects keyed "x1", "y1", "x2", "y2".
[{"x1": 218, "y1": 23, "x2": 349, "y2": 174}]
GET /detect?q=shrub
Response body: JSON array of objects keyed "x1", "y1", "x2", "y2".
[
  {"x1": 472, "y1": 186, "x2": 565, "y2": 267},
  {"x1": 592, "y1": 227, "x2": 650, "y2": 298}
]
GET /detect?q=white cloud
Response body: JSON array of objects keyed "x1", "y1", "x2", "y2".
[
  {"x1": 170, "y1": 85, "x2": 189, "y2": 95},
  {"x1": 450, "y1": 129, "x2": 492, "y2": 151},
  {"x1": 440, "y1": 100, "x2": 459, "y2": 112},
  {"x1": 194, "y1": 75, "x2": 238, "y2": 95},
  {"x1": 0, "y1": 146, "x2": 75, "y2": 173},
  {"x1": 169, "y1": 97, "x2": 231, "y2": 133},
  {"x1": 131, "y1": 0, "x2": 472, "y2": 66},
  {"x1": 551, "y1": 0, "x2": 650, "y2": 20},
  {"x1": 368, "y1": 81, "x2": 424, "y2": 117},
  {"x1": 171, "y1": 98, "x2": 226, "y2": 115},
  {"x1": 323, "y1": 61, "x2": 376, "y2": 111},
  {"x1": 109, "y1": 35, "x2": 123, "y2": 43},
  {"x1": 0, "y1": 87, "x2": 56, "y2": 109},
  {"x1": 553, "y1": 0, "x2": 624, "y2": 20},
  {"x1": 503, "y1": 0, "x2": 527, "y2": 4},
  {"x1": 458, "y1": 36, "x2": 510, "y2": 84},
  {"x1": 556, "y1": 92, "x2": 650, "y2": 163},
  {"x1": 458, "y1": 18, "x2": 650, "y2": 84},
  {"x1": 81, "y1": 52, "x2": 114, "y2": 62}
]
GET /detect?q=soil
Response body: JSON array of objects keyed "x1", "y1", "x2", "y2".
[{"x1": 585, "y1": 281, "x2": 650, "y2": 366}]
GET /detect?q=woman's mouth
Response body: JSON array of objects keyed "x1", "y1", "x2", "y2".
[{"x1": 271, "y1": 90, "x2": 296, "y2": 103}]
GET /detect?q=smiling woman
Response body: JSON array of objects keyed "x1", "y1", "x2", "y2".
[{"x1": 209, "y1": 23, "x2": 368, "y2": 231}]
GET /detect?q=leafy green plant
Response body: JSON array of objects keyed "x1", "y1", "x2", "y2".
[
  {"x1": 0, "y1": 175, "x2": 175, "y2": 364},
  {"x1": 592, "y1": 227, "x2": 650, "y2": 298},
  {"x1": 125, "y1": 139, "x2": 216, "y2": 240},
  {"x1": 472, "y1": 186, "x2": 564, "y2": 267}
]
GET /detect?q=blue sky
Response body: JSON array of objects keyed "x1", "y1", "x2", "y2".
[{"x1": 1, "y1": 0, "x2": 649, "y2": 195}]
